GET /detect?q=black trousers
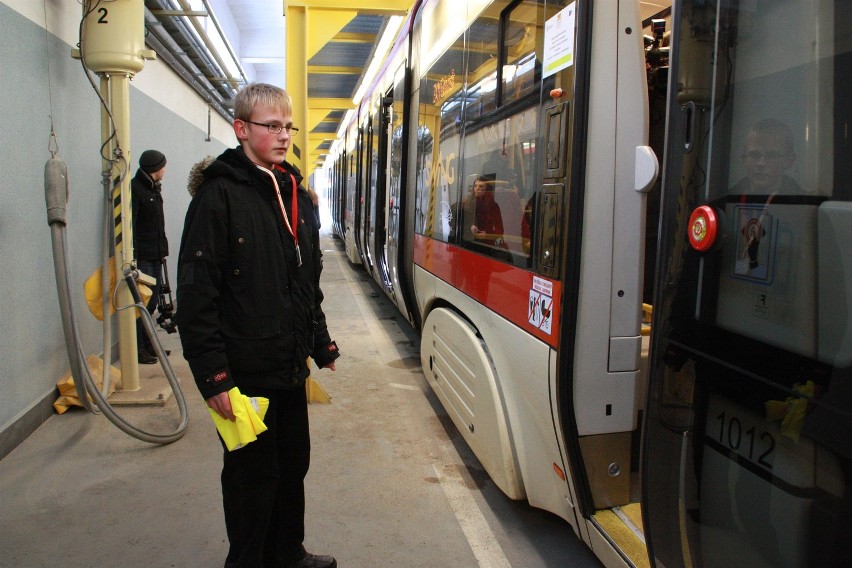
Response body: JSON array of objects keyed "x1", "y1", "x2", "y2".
[{"x1": 221, "y1": 385, "x2": 310, "y2": 568}]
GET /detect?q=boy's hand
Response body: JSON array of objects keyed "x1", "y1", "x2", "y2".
[{"x1": 207, "y1": 391, "x2": 235, "y2": 421}]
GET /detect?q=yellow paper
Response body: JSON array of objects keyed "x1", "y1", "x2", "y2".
[
  {"x1": 764, "y1": 380, "x2": 814, "y2": 443},
  {"x1": 84, "y1": 262, "x2": 152, "y2": 320},
  {"x1": 53, "y1": 354, "x2": 120, "y2": 414},
  {"x1": 208, "y1": 387, "x2": 269, "y2": 451}
]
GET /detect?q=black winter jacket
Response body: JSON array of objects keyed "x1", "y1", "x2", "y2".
[
  {"x1": 131, "y1": 170, "x2": 169, "y2": 261},
  {"x1": 175, "y1": 147, "x2": 339, "y2": 399}
]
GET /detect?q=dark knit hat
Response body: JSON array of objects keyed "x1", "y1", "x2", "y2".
[{"x1": 139, "y1": 150, "x2": 167, "y2": 174}]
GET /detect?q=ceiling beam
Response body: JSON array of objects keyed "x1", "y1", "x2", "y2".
[
  {"x1": 307, "y1": 109, "x2": 331, "y2": 132},
  {"x1": 329, "y1": 32, "x2": 376, "y2": 44},
  {"x1": 307, "y1": 10, "x2": 357, "y2": 59},
  {"x1": 307, "y1": 98, "x2": 355, "y2": 109},
  {"x1": 286, "y1": 0, "x2": 410, "y2": 15},
  {"x1": 307, "y1": 65, "x2": 363, "y2": 75}
]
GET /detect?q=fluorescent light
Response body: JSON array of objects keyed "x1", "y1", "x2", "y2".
[
  {"x1": 352, "y1": 15, "x2": 404, "y2": 105},
  {"x1": 337, "y1": 109, "x2": 355, "y2": 139}
]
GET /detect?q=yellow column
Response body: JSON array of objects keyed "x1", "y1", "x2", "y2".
[
  {"x1": 101, "y1": 73, "x2": 141, "y2": 391},
  {"x1": 79, "y1": 0, "x2": 155, "y2": 391},
  {"x1": 286, "y1": 6, "x2": 309, "y2": 174}
]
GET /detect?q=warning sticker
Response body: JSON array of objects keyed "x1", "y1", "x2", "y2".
[
  {"x1": 732, "y1": 204, "x2": 775, "y2": 283},
  {"x1": 529, "y1": 277, "x2": 554, "y2": 334}
]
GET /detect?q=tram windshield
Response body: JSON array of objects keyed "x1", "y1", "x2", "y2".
[{"x1": 645, "y1": 1, "x2": 852, "y2": 567}]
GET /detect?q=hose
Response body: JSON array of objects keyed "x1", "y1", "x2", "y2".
[{"x1": 45, "y1": 156, "x2": 189, "y2": 444}]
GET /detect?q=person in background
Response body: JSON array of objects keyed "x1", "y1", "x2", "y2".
[
  {"x1": 468, "y1": 174, "x2": 505, "y2": 246},
  {"x1": 176, "y1": 83, "x2": 340, "y2": 568},
  {"x1": 131, "y1": 149, "x2": 169, "y2": 364},
  {"x1": 307, "y1": 186, "x2": 321, "y2": 228}
]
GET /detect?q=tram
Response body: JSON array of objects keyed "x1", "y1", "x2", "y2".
[{"x1": 326, "y1": 0, "x2": 851, "y2": 566}]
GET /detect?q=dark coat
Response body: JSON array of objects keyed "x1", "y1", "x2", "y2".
[
  {"x1": 176, "y1": 147, "x2": 339, "y2": 399},
  {"x1": 131, "y1": 170, "x2": 169, "y2": 260}
]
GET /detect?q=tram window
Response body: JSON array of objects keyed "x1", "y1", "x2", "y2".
[
  {"x1": 414, "y1": 33, "x2": 465, "y2": 242},
  {"x1": 387, "y1": 70, "x2": 406, "y2": 248},
  {"x1": 464, "y1": 13, "x2": 501, "y2": 121},
  {"x1": 452, "y1": 0, "x2": 548, "y2": 261},
  {"x1": 668, "y1": 0, "x2": 851, "y2": 366},
  {"x1": 501, "y1": 1, "x2": 541, "y2": 105},
  {"x1": 458, "y1": 142, "x2": 532, "y2": 259},
  {"x1": 345, "y1": 137, "x2": 357, "y2": 228}
]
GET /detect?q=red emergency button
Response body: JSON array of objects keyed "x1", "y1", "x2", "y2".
[{"x1": 688, "y1": 205, "x2": 718, "y2": 251}]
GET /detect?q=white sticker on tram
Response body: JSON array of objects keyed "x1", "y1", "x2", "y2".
[
  {"x1": 529, "y1": 276, "x2": 554, "y2": 334},
  {"x1": 431, "y1": 463, "x2": 512, "y2": 568}
]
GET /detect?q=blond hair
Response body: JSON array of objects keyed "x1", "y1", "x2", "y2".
[{"x1": 233, "y1": 83, "x2": 292, "y2": 121}]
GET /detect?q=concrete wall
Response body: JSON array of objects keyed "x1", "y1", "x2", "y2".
[{"x1": 0, "y1": 1, "x2": 233, "y2": 458}]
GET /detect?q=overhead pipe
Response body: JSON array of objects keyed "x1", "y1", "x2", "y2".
[
  {"x1": 143, "y1": 13, "x2": 232, "y2": 119},
  {"x1": 162, "y1": 0, "x2": 234, "y2": 93},
  {"x1": 146, "y1": 0, "x2": 236, "y2": 105},
  {"x1": 198, "y1": 0, "x2": 249, "y2": 86},
  {"x1": 175, "y1": 0, "x2": 245, "y2": 88}
]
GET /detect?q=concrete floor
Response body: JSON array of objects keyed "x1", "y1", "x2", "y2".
[{"x1": 0, "y1": 235, "x2": 602, "y2": 568}]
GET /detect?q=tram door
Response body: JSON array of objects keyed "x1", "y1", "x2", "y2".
[{"x1": 643, "y1": 1, "x2": 852, "y2": 567}]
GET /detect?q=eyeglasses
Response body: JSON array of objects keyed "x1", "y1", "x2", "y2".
[
  {"x1": 245, "y1": 120, "x2": 300, "y2": 135},
  {"x1": 744, "y1": 150, "x2": 788, "y2": 161}
]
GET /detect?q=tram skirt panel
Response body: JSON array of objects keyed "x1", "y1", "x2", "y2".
[{"x1": 420, "y1": 307, "x2": 525, "y2": 499}]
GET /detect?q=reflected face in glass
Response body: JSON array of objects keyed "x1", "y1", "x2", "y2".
[
  {"x1": 742, "y1": 132, "x2": 795, "y2": 192},
  {"x1": 474, "y1": 179, "x2": 488, "y2": 197}
]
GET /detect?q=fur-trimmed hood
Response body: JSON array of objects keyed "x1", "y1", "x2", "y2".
[
  {"x1": 186, "y1": 155, "x2": 216, "y2": 197},
  {"x1": 186, "y1": 147, "x2": 305, "y2": 197}
]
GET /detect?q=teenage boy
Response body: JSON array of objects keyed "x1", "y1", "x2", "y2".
[{"x1": 176, "y1": 83, "x2": 340, "y2": 568}]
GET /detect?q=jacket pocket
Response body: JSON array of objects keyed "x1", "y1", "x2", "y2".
[{"x1": 222, "y1": 315, "x2": 296, "y2": 373}]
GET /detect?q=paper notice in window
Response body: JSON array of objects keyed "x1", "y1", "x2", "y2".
[{"x1": 543, "y1": 3, "x2": 576, "y2": 78}]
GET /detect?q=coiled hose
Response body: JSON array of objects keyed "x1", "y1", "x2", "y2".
[{"x1": 45, "y1": 156, "x2": 188, "y2": 444}]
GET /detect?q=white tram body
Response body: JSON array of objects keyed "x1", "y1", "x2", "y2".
[{"x1": 327, "y1": 0, "x2": 852, "y2": 566}]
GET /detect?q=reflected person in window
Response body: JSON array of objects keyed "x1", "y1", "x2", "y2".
[
  {"x1": 468, "y1": 174, "x2": 505, "y2": 246},
  {"x1": 730, "y1": 118, "x2": 801, "y2": 196},
  {"x1": 730, "y1": 119, "x2": 801, "y2": 276}
]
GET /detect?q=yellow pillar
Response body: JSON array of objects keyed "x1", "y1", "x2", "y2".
[
  {"x1": 79, "y1": 0, "x2": 155, "y2": 391},
  {"x1": 286, "y1": 6, "x2": 309, "y2": 174},
  {"x1": 104, "y1": 74, "x2": 142, "y2": 391}
]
